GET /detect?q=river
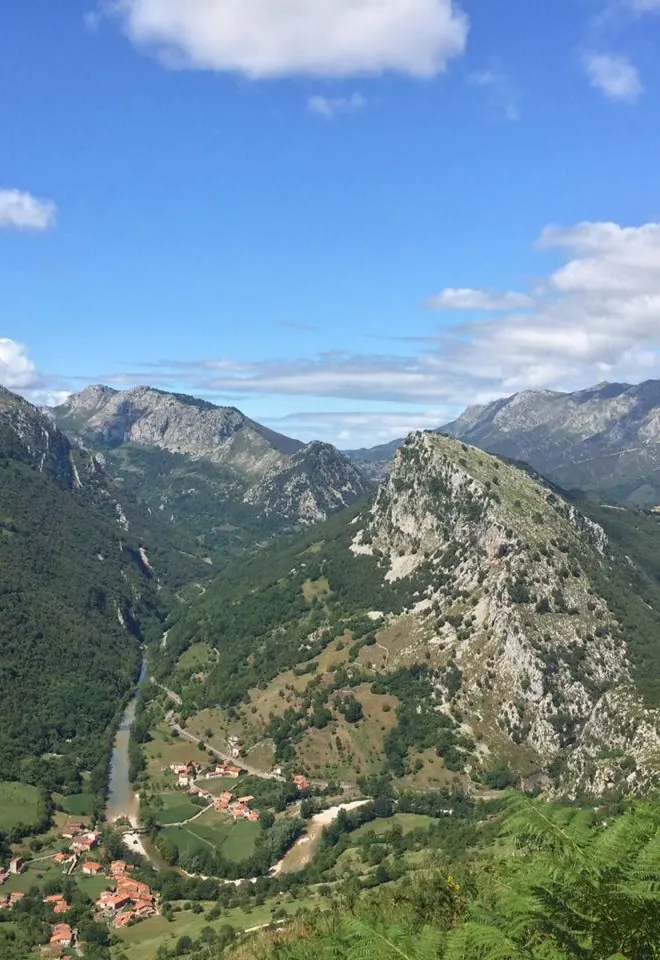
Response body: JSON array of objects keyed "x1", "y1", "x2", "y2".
[{"x1": 106, "y1": 659, "x2": 148, "y2": 825}]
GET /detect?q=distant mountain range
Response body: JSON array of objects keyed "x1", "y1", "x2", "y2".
[
  {"x1": 51, "y1": 385, "x2": 370, "y2": 557},
  {"x1": 348, "y1": 379, "x2": 660, "y2": 506}
]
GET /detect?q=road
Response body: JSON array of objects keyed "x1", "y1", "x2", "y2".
[
  {"x1": 153, "y1": 679, "x2": 181, "y2": 706},
  {"x1": 170, "y1": 720, "x2": 285, "y2": 781},
  {"x1": 155, "y1": 679, "x2": 356, "y2": 791}
]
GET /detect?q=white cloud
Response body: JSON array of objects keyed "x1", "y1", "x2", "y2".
[
  {"x1": 0, "y1": 190, "x2": 56, "y2": 231},
  {"x1": 129, "y1": 220, "x2": 660, "y2": 411},
  {"x1": 261, "y1": 409, "x2": 451, "y2": 448},
  {"x1": 468, "y1": 65, "x2": 521, "y2": 122},
  {"x1": 308, "y1": 93, "x2": 367, "y2": 119},
  {"x1": 425, "y1": 288, "x2": 533, "y2": 311},
  {"x1": 107, "y1": 0, "x2": 468, "y2": 78},
  {"x1": 0, "y1": 339, "x2": 38, "y2": 389},
  {"x1": 581, "y1": 51, "x2": 643, "y2": 101},
  {"x1": 84, "y1": 220, "x2": 660, "y2": 445},
  {"x1": 0, "y1": 339, "x2": 72, "y2": 407}
]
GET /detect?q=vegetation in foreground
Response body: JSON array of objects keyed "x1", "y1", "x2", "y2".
[{"x1": 224, "y1": 799, "x2": 660, "y2": 960}]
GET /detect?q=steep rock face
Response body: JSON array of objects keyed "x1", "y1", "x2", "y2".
[
  {"x1": 52, "y1": 386, "x2": 371, "y2": 532},
  {"x1": 350, "y1": 432, "x2": 660, "y2": 795},
  {"x1": 168, "y1": 428, "x2": 660, "y2": 796},
  {"x1": 0, "y1": 385, "x2": 79, "y2": 487},
  {"x1": 245, "y1": 440, "x2": 370, "y2": 522}
]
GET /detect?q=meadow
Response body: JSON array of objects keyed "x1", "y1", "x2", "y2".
[{"x1": 0, "y1": 782, "x2": 42, "y2": 832}]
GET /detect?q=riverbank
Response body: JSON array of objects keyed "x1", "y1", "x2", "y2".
[
  {"x1": 106, "y1": 659, "x2": 148, "y2": 825},
  {"x1": 271, "y1": 800, "x2": 370, "y2": 875}
]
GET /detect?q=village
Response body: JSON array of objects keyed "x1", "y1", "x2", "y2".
[
  {"x1": 0, "y1": 819, "x2": 159, "y2": 957},
  {"x1": 169, "y1": 755, "x2": 310, "y2": 823}
]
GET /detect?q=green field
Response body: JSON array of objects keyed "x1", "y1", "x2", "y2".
[
  {"x1": 176, "y1": 642, "x2": 214, "y2": 672},
  {"x1": 163, "y1": 814, "x2": 260, "y2": 863},
  {"x1": 153, "y1": 792, "x2": 204, "y2": 826},
  {"x1": 53, "y1": 792, "x2": 95, "y2": 816},
  {"x1": 0, "y1": 782, "x2": 42, "y2": 832},
  {"x1": 78, "y1": 875, "x2": 111, "y2": 899},
  {"x1": 2, "y1": 861, "x2": 64, "y2": 894},
  {"x1": 349, "y1": 813, "x2": 438, "y2": 840},
  {"x1": 112, "y1": 896, "x2": 320, "y2": 960},
  {"x1": 201, "y1": 776, "x2": 245, "y2": 796},
  {"x1": 2, "y1": 860, "x2": 108, "y2": 898}
]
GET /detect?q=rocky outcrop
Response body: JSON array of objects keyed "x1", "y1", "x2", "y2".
[
  {"x1": 245, "y1": 441, "x2": 369, "y2": 522},
  {"x1": 349, "y1": 432, "x2": 660, "y2": 795},
  {"x1": 0, "y1": 385, "x2": 83, "y2": 489}
]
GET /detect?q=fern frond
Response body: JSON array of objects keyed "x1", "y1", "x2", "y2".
[
  {"x1": 590, "y1": 810, "x2": 651, "y2": 872},
  {"x1": 444, "y1": 920, "x2": 525, "y2": 960},
  {"x1": 628, "y1": 829, "x2": 660, "y2": 881}
]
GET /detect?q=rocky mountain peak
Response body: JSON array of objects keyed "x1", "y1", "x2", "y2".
[
  {"x1": 64, "y1": 383, "x2": 118, "y2": 412},
  {"x1": 53, "y1": 385, "x2": 292, "y2": 475},
  {"x1": 245, "y1": 438, "x2": 370, "y2": 522},
  {"x1": 346, "y1": 431, "x2": 660, "y2": 795},
  {"x1": 52, "y1": 385, "x2": 369, "y2": 530}
]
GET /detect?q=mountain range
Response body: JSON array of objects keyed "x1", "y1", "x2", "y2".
[
  {"x1": 51, "y1": 386, "x2": 369, "y2": 557},
  {"x1": 348, "y1": 379, "x2": 660, "y2": 507},
  {"x1": 5, "y1": 375, "x2": 660, "y2": 803}
]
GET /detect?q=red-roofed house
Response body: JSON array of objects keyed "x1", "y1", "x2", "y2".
[
  {"x1": 61, "y1": 822, "x2": 85, "y2": 839},
  {"x1": 50, "y1": 923, "x2": 73, "y2": 948},
  {"x1": 70, "y1": 831, "x2": 100, "y2": 855},
  {"x1": 97, "y1": 892, "x2": 132, "y2": 914},
  {"x1": 135, "y1": 898, "x2": 156, "y2": 918},
  {"x1": 82, "y1": 861, "x2": 103, "y2": 876},
  {"x1": 45, "y1": 894, "x2": 68, "y2": 913},
  {"x1": 117, "y1": 879, "x2": 153, "y2": 902},
  {"x1": 113, "y1": 911, "x2": 135, "y2": 928}
]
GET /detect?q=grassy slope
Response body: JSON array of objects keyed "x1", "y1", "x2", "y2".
[
  {"x1": 0, "y1": 783, "x2": 41, "y2": 832},
  {"x1": 112, "y1": 897, "x2": 320, "y2": 960}
]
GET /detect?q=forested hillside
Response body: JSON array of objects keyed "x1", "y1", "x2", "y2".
[{"x1": 0, "y1": 388, "x2": 203, "y2": 794}]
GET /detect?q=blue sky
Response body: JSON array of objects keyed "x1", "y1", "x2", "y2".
[{"x1": 2, "y1": 0, "x2": 660, "y2": 447}]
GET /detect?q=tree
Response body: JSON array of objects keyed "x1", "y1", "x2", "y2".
[{"x1": 175, "y1": 935, "x2": 193, "y2": 955}]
